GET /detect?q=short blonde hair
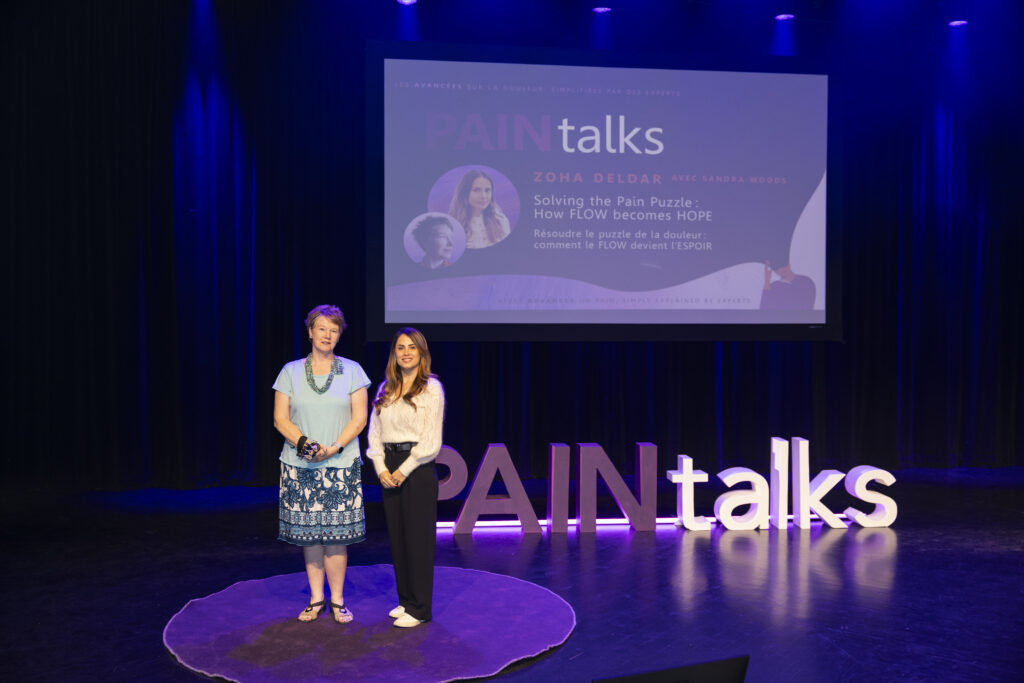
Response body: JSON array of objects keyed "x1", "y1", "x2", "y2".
[{"x1": 305, "y1": 304, "x2": 346, "y2": 334}]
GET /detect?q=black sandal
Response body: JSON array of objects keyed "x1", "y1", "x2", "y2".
[
  {"x1": 330, "y1": 601, "x2": 354, "y2": 624},
  {"x1": 298, "y1": 599, "x2": 326, "y2": 622}
]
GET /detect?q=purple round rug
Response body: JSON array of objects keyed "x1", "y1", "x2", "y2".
[{"x1": 164, "y1": 565, "x2": 575, "y2": 682}]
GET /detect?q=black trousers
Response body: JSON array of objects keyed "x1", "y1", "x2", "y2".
[{"x1": 382, "y1": 449, "x2": 438, "y2": 621}]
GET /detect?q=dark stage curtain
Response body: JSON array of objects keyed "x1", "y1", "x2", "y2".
[{"x1": 3, "y1": 1, "x2": 1022, "y2": 491}]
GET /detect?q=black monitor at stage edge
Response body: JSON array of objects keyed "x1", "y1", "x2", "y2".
[{"x1": 365, "y1": 41, "x2": 842, "y2": 342}]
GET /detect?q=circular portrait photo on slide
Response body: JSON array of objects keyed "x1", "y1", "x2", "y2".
[
  {"x1": 403, "y1": 212, "x2": 466, "y2": 270},
  {"x1": 428, "y1": 165, "x2": 520, "y2": 250}
]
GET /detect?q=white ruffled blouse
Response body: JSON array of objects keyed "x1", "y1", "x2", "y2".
[{"x1": 366, "y1": 378, "x2": 445, "y2": 478}]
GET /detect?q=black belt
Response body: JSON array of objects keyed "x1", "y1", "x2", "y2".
[{"x1": 384, "y1": 442, "x2": 417, "y2": 453}]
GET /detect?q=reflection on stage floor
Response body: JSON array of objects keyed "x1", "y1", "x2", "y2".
[{"x1": 2, "y1": 469, "x2": 1022, "y2": 681}]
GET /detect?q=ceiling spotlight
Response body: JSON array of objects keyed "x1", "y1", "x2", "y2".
[
  {"x1": 593, "y1": 7, "x2": 612, "y2": 13},
  {"x1": 397, "y1": 0, "x2": 417, "y2": 6},
  {"x1": 775, "y1": 14, "x2": 795, "y2": 21},
  {"x1": 948, "y1": 20, "x2": 968, "y2": 27}
]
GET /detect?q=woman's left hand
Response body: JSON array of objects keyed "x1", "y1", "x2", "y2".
[{"x1": 390, "y1": 470, "x2": 406, "y2": 486}]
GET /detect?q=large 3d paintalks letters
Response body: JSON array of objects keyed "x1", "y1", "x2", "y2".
[
  {"x1": 443, "y1": 438, "x2": 896, "y2": 533},
  {"x1": 576, "y1": 443, "x2": 658, "y2": 532},
  {"x1": 714, "y1": 467, "x2": 771, "y2": 531},
  {"x1": 843, "y1": 465, "x2": 898, "y2": 527},
  {"x1": 666, "y1": 455, "x2": 711, "y2": 531},
  {"x1": 669, "y1": 437, "x2": 897, "y2": 531},
  {"x1": 454, "y1": 444, "x2": 541, "y2": 534}
]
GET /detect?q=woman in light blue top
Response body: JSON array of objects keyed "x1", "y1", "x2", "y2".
[{"x1": 273, "y1": 305, "x2": 370, "y2": 624}]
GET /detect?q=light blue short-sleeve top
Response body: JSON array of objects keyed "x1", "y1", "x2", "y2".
[{"x1": 273, "y1": 357, "x2": 371, "y2": 469}]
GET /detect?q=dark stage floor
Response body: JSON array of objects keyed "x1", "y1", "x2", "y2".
[{"x1": 2, "y1": 469, "x2": 1023, "y2": 682}]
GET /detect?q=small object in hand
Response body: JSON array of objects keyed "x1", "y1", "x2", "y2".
[{"x1": 300, "y1": 439, "x2": 322, "y2": 460}]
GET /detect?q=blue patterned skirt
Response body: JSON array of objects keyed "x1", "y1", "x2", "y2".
[{"x1": 279, "y1": 461, "x2": 366, "y2": 547}]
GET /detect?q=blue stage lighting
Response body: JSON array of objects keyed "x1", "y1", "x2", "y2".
[
  {"x1": 772, "y1": 13, "x2": 796, "y2": 56},
  {"x1": 398, "y1": 0, "x2": 417, "y2": 6},
  {"x1": 593, "y1": 7, "x2": 611, "y2": 13},
  {"x1": 948, "y1": 20, "x2": 968, "y2": 27}
]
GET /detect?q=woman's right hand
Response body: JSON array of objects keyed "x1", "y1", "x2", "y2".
[
  {"x1": 379, "y1": 471, "x2": 397, "y2": 488},
  {"x1": 307, "y1": 445, "x2": 330, "y2": 462}
]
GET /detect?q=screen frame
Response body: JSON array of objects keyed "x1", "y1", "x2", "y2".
[{"x1": 365, "y1": 40, "x2": 842, "y2": 342}]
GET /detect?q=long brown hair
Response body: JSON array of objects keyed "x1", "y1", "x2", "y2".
[
  {"x1": 447, "y1": 169, "x2": 506, "y2": 243},
  {"x1": 373, "y1": 327, "x2": 435, "y2": 413}
]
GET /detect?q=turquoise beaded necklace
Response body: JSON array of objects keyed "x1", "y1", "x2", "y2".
[{"x1": 305, "y1": 354, "x2": 344, "y2": 394}]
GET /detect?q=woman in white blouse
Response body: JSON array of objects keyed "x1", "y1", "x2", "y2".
[
  {"x1": 367, "y1": 327, "x2": 445, "y2": 628},
  {"x1": 447, "y1": 169, "x2": 511, "y2": 249}
]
